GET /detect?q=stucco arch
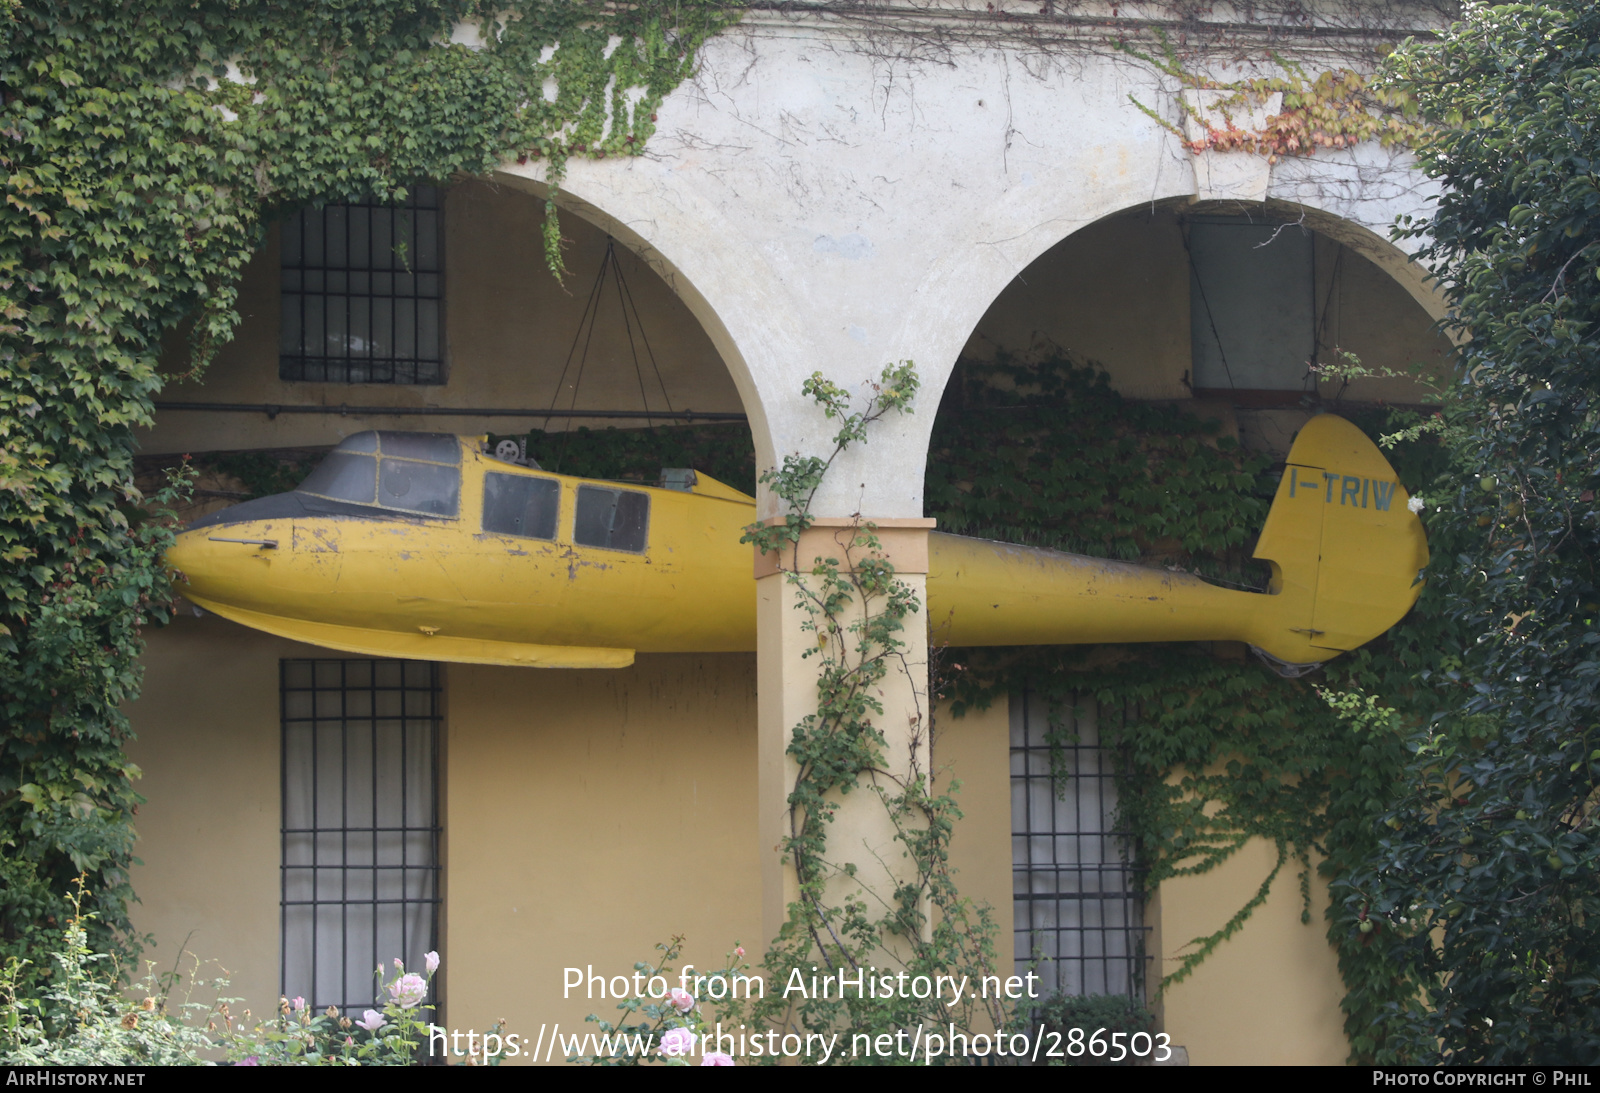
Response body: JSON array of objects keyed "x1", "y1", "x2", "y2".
[
  {"x1": 488, "y1": 23, "x2": 1447, "y2": 520},
  {"x1": 1265, "y1": 147, "x2": 1448, "y2": 322},
  {"x1": 911, "y1": 166, "x2": 1450, "y2": 412},
  {"x1": 1278, "y1": 204, "x2": 1447, "y2": 324},
  {"x1": 501, "y1": 154, "x2": 1450, "y2": 520},
  {"x1": 491, "y1": 147, "x2": 1204, "y2": 519}
]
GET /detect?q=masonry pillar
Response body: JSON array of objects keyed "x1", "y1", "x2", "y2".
[{"x1": 755, "y1": 516, "x2": 937, "y2": 948}]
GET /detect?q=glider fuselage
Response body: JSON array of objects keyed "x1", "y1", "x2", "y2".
[{"x1": 167, "y1": 418, "x2": 1428, "y2": 670}]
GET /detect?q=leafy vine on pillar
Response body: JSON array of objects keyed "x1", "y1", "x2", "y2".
[{"x1": 732, "y1": 363, "x2": 1016, "y2": 1055}]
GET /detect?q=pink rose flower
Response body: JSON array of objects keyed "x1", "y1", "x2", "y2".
[
  {"x1": 424, "y1": 951, "x2": 440, "y2": 975},
  {"x1": 290, "y1": 996, "x2": 305, "y2": 1012},
  {"x1": 734, "y1": 946, "x2": 745, "y2": 958},
  {"x1": 388, "y1": 972, "x2": 428, "y2": 1008},
  {"x1": 668, "y1": 987, "x2": 695, "y2": 1013},
  {"x1": 356, "y1": 1010, "x2": 385, "y2": 1032},
  {"x1": 658, "y1": 1027, "x2": 696, "y2": 1057},
  {"x1": 702, "y1": 1052, "x2": 736, "y2": 1066}
]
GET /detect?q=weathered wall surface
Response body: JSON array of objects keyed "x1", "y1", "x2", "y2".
[
  {"x1": 505, "y1": 12, "x2": 1446, "y2": 518},
  {"x1": 130, "y1": 616, "x2": 1351, "y2": 1064},
  {"x1": 127, "y1": 624, "x2": 1022, "y2": 1061}
]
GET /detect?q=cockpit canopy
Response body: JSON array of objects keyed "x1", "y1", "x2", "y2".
[{"x1": 297, "y1": 431, "x2": 461, "y2": 518}]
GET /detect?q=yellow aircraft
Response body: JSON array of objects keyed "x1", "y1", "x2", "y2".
[{"x1": 166, "y1": 414, "x2": 1427, "y2": 673}]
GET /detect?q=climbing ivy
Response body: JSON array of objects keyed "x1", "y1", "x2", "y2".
[
  {"x1": 730, "y1": 364, "x2": 1017, "y2": 1057},
  {"x1": 0, "y1": 0, "x2": 735, "y2": 994},
  {"x1": 1120, "y1": 32, "x2": 1428, "y2": 164},
  {"x1": 928, "y1": 355, "x2": 1273, "y2": 581},
  {"x1": 928, "y1": 352, "x2": 1460, "y2": 1061}
]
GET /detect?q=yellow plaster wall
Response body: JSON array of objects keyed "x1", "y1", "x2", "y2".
[
  {"x1": 893, "y1": 694, "x2": 1355, "y2": 1066},
  {"x1": 126, "y1": 612, "x2": 304, "y2": 1013},
  {"x1": 1159, "y1": 837, "x2": 1349, "y2": 1065},
  {"x1": 140, "y1": 178, "x2": 743, "y2": 457},
  {"x1": 130, "y1": 616, "x2": 1347, "y2": 1065},
  {"x1": 129, "y1": 623, "x2": 766, "y2": 1047},
  {"x1": 442, "y1": 654, "x2": 761, "y2": 1058},
  {"x1": 932, "y1": 698, "x2": 1015, "y2": 975}
]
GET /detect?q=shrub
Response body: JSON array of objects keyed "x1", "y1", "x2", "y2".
[
  {"x1": 0, "y1": 881, "x2": 449, "y2": 1066},
  {"x1": 1033, "y1": 993, "x2": 1156, "y2": 1067}
]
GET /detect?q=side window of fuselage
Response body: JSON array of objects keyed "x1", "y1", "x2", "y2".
[
  {"x1": 482, "y1": 472, "x2": 560, "y2": 540},
  {"x1": 573, "y1": 486, "x2": 650, "y2": 553}
]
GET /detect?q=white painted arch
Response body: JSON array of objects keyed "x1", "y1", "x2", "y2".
[{"x1": 493, "y1": 20, "x2": 1447, "y2": 520}]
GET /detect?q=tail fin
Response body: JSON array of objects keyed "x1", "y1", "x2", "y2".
[{"x1": 1250, "y1": 414, "x2": 1428, "y2": 668}]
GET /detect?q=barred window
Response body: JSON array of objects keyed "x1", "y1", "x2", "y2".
[
  {"x1": 280, "y1": 186, "x2": 445, "y2": 384},
  {"x1": 1011, "y1": 692, "x2": 1147, "y2": 999},
  {"x1": 281, "y1": 659, "x2": 442, "y2": 1013}
]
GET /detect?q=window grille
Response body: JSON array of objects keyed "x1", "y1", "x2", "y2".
[
  {"x1": 280, "y1": 185, "x2": 445, "y2": 384},
  {"x1": 1011, "y1": 691, "x2": 1147, "y2": 998},
  {"x1": 281, "y1": 659, "x2": 442, "y2": 1014}
]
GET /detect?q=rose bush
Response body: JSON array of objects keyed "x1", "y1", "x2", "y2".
[
  {"x1": 1, "y1": 883, "x2": 453, "y2": 1066},
  {"x1": 387, "y1": 974, "x2": 428, "y2": 1010}
]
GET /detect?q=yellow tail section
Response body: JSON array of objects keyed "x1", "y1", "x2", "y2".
[
  {"x1": 927, "y1": 414, "x2": 1428, "y2": 670},
  {"x1": 1255, "y1": 413, "x2": 1429, "y2": 656}
]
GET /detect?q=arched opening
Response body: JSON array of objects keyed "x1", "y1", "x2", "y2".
[
  {"x1": 925, "y1": 198, "x2": 1451, "y2": 1037},
  {"x1": 127, "y1": 177, "x2": 765, "y2": 1024},
  {"x1": 140, "y1": 177, "x2": 755, "y2": 516},
  {"x1": 951, "y1": 199, "x2": 1448, "y2": 448},
  {"x1": 947, "y1": 198, "x2": 1451, "y2": 456}
]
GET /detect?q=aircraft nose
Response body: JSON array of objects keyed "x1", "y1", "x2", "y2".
[
  {"x1": 165, "y1": 526, "x2": 200, "y2": 581},
  {"x1": 165, "y1": 520, "x2": 281, "y2": 596}
]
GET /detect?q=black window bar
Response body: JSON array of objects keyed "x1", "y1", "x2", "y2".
[
  {"x1": 281, "y1": 659, "x2": 442, "y2": 1014},
  {"x1": 280, "y1": 185, "x2": 445, "y2": 385},
  {"x1": 1011, "y1": 691, "x2": 1148, "y2": 1000}
]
